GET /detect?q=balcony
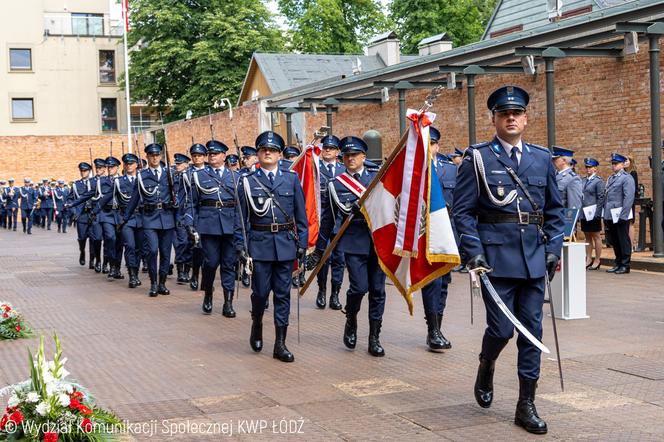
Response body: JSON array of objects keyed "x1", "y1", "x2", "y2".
[{"x1": 43, "y1": 13, "x2": 123, "y2": 38}]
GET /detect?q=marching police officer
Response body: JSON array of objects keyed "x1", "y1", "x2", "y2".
[
  {"x1": 454, "y1": 86, "x2": 565, "y2": 435},
  {"x1": 226, "y1": 154, "x2": 240, "y2": 171},
  {"x1": 450, "y1": 147, "x2": 464, "y2": 166},
  {"x1": 122, "y1": 143, "x2": 177, "y2": 297},
  {"x1": 189, "y1": 140, "x2": 239, "y2": 316},
  {"x1": 240, "y1": 146, "x2": 258, "y2": 174},
  {"x1": 5, "y1": 178, "x2": 19, "y2": 231},
  {"x1": 604, "y1": 153, "x2": 635, "y2": 274},
  {"x1": 186, "y1": 143, "x2": 208, "y2": 290},
  {"x1": 68, "y1": 162, "x2": 99, "y2": 269},
  {"x1": 173, "y1": 153, "x2": 192, "y2": 285},
  {"x1": 40, "y1": 179, "x2": 55, "y2": 230},
  {"x1": 279, "y1": 146, "x2": 300, "y2": 171},
  {"x1": 91, "y1": 158, "x2": 107, "y2": 272},
  {"x1": 315, "y1": 135, "x2": 345, "y2": 310},
  {"x1": 420, "y1": 127, "x2": 454, "y2": 352},
  {"x1": 0, "y1": 180, "x2": 6, "y2": 229},
  {"x1": 54, "y1": 180, "x2": 70, "y2": 233},
  {"x1": 115, "y1": 153, "x2": 143, "y2": 288},
  {"x1": 580, "y1": 158, "x2": 605, "y2": 270},
  {"x1": 310, "y1": 136, "x2": 388, "y2": 357},
  {"x1": 552, "y1": 147, "x2": 583, "y2": 210},
  {"x1": 19, "y1": 178, "x2": 37, "y2": 234},
  {"x1": 235, "y1": 131, "x2": 308, "y2": 362}
]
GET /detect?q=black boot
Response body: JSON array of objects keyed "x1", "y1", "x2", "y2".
[
  {"x1": 316, "y1": 281, "x2": 326, "y2": 309},
  {"x1": 158, "y1": 274, "x2": 170, "y2": 295},
  {"x1": 107, "y1": 261, "x2": 116, "y2": 280},
  {"x1": 222, "y1": 290, "x2": 236, "y2": 318},
  {"x1": 189, "y1": 266, "x2": 199, "y2": 291},
  {"x1": 176, "y1": 263, "x2": 187, "y2": 284},
  {"x1": 343, "y1": 310, "x2": 357, "y2": 349},
  {"x1": 168, "y1": 263, "x2": 174, "y2": 276},
  {"x1": 134, "y1": 267, "x2": 142, "y2": 286},
  {"x1": 437, "y1": 313, "x2": 452, "y2": 349},
  {"x1": 425, "y1": 312, "x2": 445, "y2": 352},
  {"x1": 202, "y1": 287, "x2": 213, "y2": 315},
  {"x1": 88, "y1": 244, "x2": 95, "y2": 269},
  {"x1": 182, "y1": 264, "x2": 191, "y2": 283},
  {"x1": 273, "y1": 326, "x2": 294, "y2": 362},
  {"x1": 78, "y1": 240, "x2": 86, "y2": 266},
  {"x1": 291, "y1": 274, "x2": 301, "y2": 288},
  {"x1": 250, "y1": 311, "x2": 263, "y2": 352},
  {"x1": 128, "y1": 268, "x2": 138, "y2": 289},
  {"x1": 514, "y1": 377, "x2": 547, "y2": 434},
  {"x1": 148, "y1": 275, "x2": 158, "y2": 297},
  {"x1": 298, "y1": 272, "x2": 305, "y2": 287},
  {"x1": 141, "y1": 261, "x2": 148, "y2": 273},
  {"x1": 368, "y1": 319, "x2": 385, "y2": 357},
  {"x1": 329, "y1": 284, "x2": 342, "y2": 310},
  {"x1": 94, "y1": 242, "x2": 102, "y2": 273},
  {"x1": 102, "y1": 259, "x2": 109, "y2": 274},
  {"x1": 241, "y1": 268, "x2": 250, "y2": 288},
  {"x1": 474, "y1": 356, "x2": 495, "y2": 408},
  {"x1": 113, "y1": 262, "x2": 124, "y2": 279}
]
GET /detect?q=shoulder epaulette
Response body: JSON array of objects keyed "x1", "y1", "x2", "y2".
[
  {"x1": 470, "y1": 141, "x2": 491, "y2": 149},
  {"x1": 527, "y1": 143, "x2": 549, "y2": 152}
]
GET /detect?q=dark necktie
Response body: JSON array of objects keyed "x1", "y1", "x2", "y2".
[
  {"x1": 510, "y1": 148, "x2": 519, "y2": 171},
  {"x1": 353, "y1": 173, "x2": 360, "y2": 181},
  {"x1": 216, "y1": 168, "x2": 222, "y2": 179},
  {"x1": 328, "y1": 164, "x2": 334, "y2": 176},
  {"x1": 268, "y1": 171, "x2": 274, "y2": 185}
]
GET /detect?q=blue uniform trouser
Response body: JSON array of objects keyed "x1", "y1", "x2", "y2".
[
  {"x1": 344, "y1": 249, "x2": 386, "y2": 320},
  {"x1": 251, "y1": 260, "x2": 293, "y2": 327},
  {"x1": 174, "y1": 225, "x2": 193, "y2": 264},
  {"x1": 100, "y1": 222, "x2": 117, "y2": 263},
  {"x1": 8, "y1": 208, "x2": 18, "y2": 229},
  {"x1": 143, "y1": 228, "x2": 174, "y2": 278},
  {"x1": 42, "y1": 208, "x2": 53, "y2": 229},
  {"x1": 0, "y1": 209, "x2": 5, "y2": 228},
  {"x1": 317, "y1": 238, "x2": 345, "y2": 287},
  {"x1": 21, "y1": 210, "x2": 33, "y2": 232},
  {"x1": 421, "y1": 272, "x2": 451, "y2": 315},
  {"x1": 122, "y1": 225, "x2": 142, "y2": 268},
  {"x1": 200, "y1": 234, "x2": 236, "y2": 292},
  {"x1": 76, "y1": 220, "x2": 100, "y2": 241},
  {"x1": 480, "y1": 276, "x2": 545, "y2": 380}
]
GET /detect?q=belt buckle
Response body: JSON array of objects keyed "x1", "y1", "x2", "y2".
[
  {"x1": 156, "y1": 203, "x2": 162, "y2": 210},
  {"x1": 518, "y1": 211, "x2": 529, "y2": 225},
  {"x1": 270, "y1": 223, "x2": 279, "y2": 233},
  {"x1": 215, "y1": 201, "x2": 222, "y2": 209}
]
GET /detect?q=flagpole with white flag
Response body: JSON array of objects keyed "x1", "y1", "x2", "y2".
[{"x1": 122, "y1": 0, "x2": 132, "y2": 153}]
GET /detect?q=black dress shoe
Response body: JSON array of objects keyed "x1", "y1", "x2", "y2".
[
  {"x1": 474, "y1": 356, "x2": 495, "y2": 408},
  {"x1": 315, "y1": 285, "x2": 326, "y2": 309},
  {"x1": 437, "y1": 313, "x2": 452, "y2": 349},
  {"x1": 514, "y1": 377, "x2": 547, "y2": 434},
  {"x1": 343, "y1": 312, "x2": 357, "y2": 349},
  {"x1": 588, "y1": 263, "x2": 601, "y2": 271},
  {"x1": 202, "y1": 289, "x2": 213, "y2": 315},
  {"x1": 368, "y1": 319, "x2": 385, "y2": 357},
  {"x1": 273, "y1": 326, "x2": 294, "y2": 362},
  {"x1": 157, "y1": 274, "x2": 170, "y2": 295},
  {"x1": 615, "y1": 266, "x2": 630, "y2": 274},
  {"x1": 425, "y1": 313, "x2": 445, "y2": 352},
  {"x1": 606, "y1": 266, "x2": 620, "y2": 273},
  {"x1": 250, "y1": 312, "x2": 263, "y2": 352}
]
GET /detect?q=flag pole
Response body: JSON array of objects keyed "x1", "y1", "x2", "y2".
[
  {"x1": 122, "y1": 0, "x2": 132, "y2": 153},
  {"x1": 299, "y1": 86, "x2": 444, "y2": 297}
]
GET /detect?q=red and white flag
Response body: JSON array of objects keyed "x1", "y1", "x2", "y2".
[
  {"x1": 122, "y1": 0, "x2": 129, "y2": 32},
  {"x1": 361, "y1": 110, "x2": 459, "y2": 313},
  {"x1": 290, "y1": 144, "x2": 321, "y2": 249}
]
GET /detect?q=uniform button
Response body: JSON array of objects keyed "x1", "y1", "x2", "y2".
[{"x1": 520, "y1": 229, "x2": 524, "y2": 232}]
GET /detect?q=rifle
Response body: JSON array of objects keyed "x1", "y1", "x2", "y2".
[
  {"x1": 160, "y1": 114, "x2": 177, "y2": 207},
  {"x1": 133, "y1": 129, "x2": 143, "y2": 169},
  {"x1": 208, "y1": 108, "x2": 215, "y2": 140},
  {"x1": 89, "y1": 147, "x2": 93, "y2": 169},
  {"x1": 110, "y1": 140, "x2": 113, "y2": 158},
  {"x1": 121, "y1": 141, "x2": 125, "y2": 156}
]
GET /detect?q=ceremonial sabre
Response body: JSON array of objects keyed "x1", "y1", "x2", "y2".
[
  {"x1": 473, "y1": 269, "x2": 551, "y2": 354},
  {"x1": 545, "y1": 275, "x2": 565, "y2": 391}
]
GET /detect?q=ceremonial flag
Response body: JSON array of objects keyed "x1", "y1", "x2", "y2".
[
  {"x1": 361, "y1": 110, "x2": 459, "y2": 313},
  {"x1": 290, "y1": 144, "x2": 321, "y2": 249}
]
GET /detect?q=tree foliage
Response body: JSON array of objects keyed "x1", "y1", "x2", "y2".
[
  {"x1": 390, "y1": 0, "x2": 498, "y2": 54},
  {"x1": 127, "y1": 0, "x2": 284, "y2": 120},
  {"x1": 278, "y1": 0, "x2": 391, "y2": 53}
]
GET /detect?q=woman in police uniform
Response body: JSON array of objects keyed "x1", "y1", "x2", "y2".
[{"x1": 580, "y1": 158, "x2": 605, "y2": 270}]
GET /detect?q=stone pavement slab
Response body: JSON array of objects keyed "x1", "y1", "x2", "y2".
[{"x1": 0, "y1": 229, "x2": 663, "y2": 440}]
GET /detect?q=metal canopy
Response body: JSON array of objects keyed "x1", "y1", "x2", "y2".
[
  {"x1": 514, "y1": 47, "x2": 623, "y2": 58},
  {"x1": 301, "y1": 97, "x2": 382, "y2": 105},
  {"x1": 439, "y1": 65, "x2": 526, "y2": 74}
]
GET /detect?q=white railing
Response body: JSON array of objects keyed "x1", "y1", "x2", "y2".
[{"x1": 43, "y1": 13, "x2": 123, "y2": 37}]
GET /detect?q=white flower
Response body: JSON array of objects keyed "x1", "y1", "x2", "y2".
[
  {"x1": 42, "y1": 371, "x2": 55, "y2": 384},
  {"x1": 63, "y1": 384, "x2": 73, "y2": 394},
  {"x1": 59, "y1": 368, "x2": 70, "y2": 379},
  {"x1": 26, "y1": 392, "x2": 40, "y2": 403},
  {"x1": 57, "y1": 393, "x2": 70, "y2": 407},
  {"x1": 46, "y1": 382, "x2": 57, "y2": 396},
  {"x1": 7, "y1": 395, "x2": 19, "y2": 408},
  {"x1": 36, "y1": 401, "x2": 51, "y2": 416}
]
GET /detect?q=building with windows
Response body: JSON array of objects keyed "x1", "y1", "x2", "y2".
[{"x1": 1, "y1": 0, "x2": 128, "y2": 136}]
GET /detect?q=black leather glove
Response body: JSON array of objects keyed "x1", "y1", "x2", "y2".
[
  {"x1": 545, "y1": 253, "x2": 559, "y2": 281},
  {"x1": 238, "y1": 249, "x2": 250, "y2": 266},
  {"x1": 185, "y1": 225, "x2": 197, "y2": 240},
  {"x1": 306, "y1": 248, "x2": 324, "y2": 270},
  {"x1": 351, "y1": 201, "x2": 362, "y2": 216},
  {"x1": 466, "y1": 254, "x2": 492, "y2": 272},
  {"x1": 296, "y1": 247, "x2": 306, "y2": 262}
]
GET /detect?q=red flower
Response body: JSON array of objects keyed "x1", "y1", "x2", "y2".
[
  {"x1": 69, "y1": 399, "x2": 80, "y2": 409},
  {"x1": 15, "y1": 325, "x2": 21, "y2": 332},
  {"x1": 2, "y1": 313, "x2": 7, "y2": 319},
  {"x1": 80, "y1": 418, "x2": 93, "y2": 432},
  {"x1": 9, "y1": 410, "x2": 23, "y2": 424},
  {"x1": 78, "y1": 405, "x2": 92, "y2": 416},
  {"x1": 44, "y1": 432, "x2": 58, "y2": 442},
  {"x1": 0, "y1": 414, "x2": 8, "y2": 430},
  {"x1": 70, "y1": 391, "x2": 83, "y2": 400},
  {"x1": 1, "y1": 305, "x2": 9, "y2": 311}
]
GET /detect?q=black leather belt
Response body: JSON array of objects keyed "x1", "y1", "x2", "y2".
[
  {"x1": 200, "y1": 200, "x2": 236, "y2": 208},
  {"x1": 142, "y1": 202, "x2": 172, "y2": 211},
  {"x1": 102, "y1": 205, "x2": 115, "y2": 211},
  {"x1": 251, "y1": 222, "x2": 294, "y2": 233},
  {"x1": 478, "y1": 212, "x2": 543, "y2": 226}
]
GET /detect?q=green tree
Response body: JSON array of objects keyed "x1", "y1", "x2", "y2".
[
  {"x1": 278, "y1": 0, "x2": 390, "y2": 53},
  {"x1": 127, "y1": 0, "x2": 284, "y2": 120},
  {"x1": 389, "y1": 0, "x2": 498, "y2": 54}
]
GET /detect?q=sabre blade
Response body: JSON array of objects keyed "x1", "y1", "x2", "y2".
[{"x1": 479, "y1": 273, "x2": 550, "y2": 354}]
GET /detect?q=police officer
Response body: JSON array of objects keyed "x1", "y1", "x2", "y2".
[
  {"x1": 604, "y1": 153, "x2": 635, "y2": 274},
  {"x1": 187, "y1": 143, "x2": 208, "y2": 291},
  {"x1": 236, "y1": 131, "x2": 308, "y2": 363},
  {"x1": 552, "y1": 147, "x2": 583, "y2": 211},
  {"x1": 580, "y1": 158, "x2": 605, "y2": 270},
  {"x1": 67, "y1": 162, "x2": 100, "y2": 270},
  {"x1": 117, "y1": 153, "x2": 143, "y2": 288},
  {"x1": 92, "y1": 158, "x2": 107, "y2": 272},
  {"x1": 189, "y1": 140, "x2": 240, "y2": 316},
  {"x1": 310, "y1": 136, "x2": 388, "y2": 357},
  {"x1": 0, "y1": 180, "x2": 6, "y2": 229},
  {"x1": 279, "y1": 146, "x2": 300, "y2": 171},
  {"x1": 450, "y1": 147, "x2": 464, "y2": 166},
  {"x1": 240, "y1": 146, "x2": 258, "y2": 173},
  {"x1": 173, "y1": 153, "x2": 192, "y2": 285},
  {"x1": 454, "y1": 86, "x2": 564, "y2": 435},
  {"x1": 5, "y1": 178, "x2": 19, "y2": 231},
  {"x1": 122, "y1": 143, "x2": 177, "y2": 297},
  {"x1": 40, "y1": 178, "x2": 55, "y2": 230},
  {"x1": 420, "y1": 127, "x2": 454, "y2": 352},
  {"x1": 315, "y1": 135, "x2": 345, "y2": 310},
  {"x1": 54, "y1": 180, "x2": 70, "y2": 233},
  {"x1": 19, "y1": 178, "x2": 36, "y2": 234},
  {"x1": 226, "y1": 154, "x2": 240, "y2": 171}
]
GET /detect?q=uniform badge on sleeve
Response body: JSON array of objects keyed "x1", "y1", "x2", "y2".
[{"x1": 497, "y1": 186, "x2": 505, "y2": 197}]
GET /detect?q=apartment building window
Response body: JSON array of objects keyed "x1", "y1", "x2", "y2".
[
  {"x1": 11, "y1": 98, "x2": 34, "y2": 120},
  {"x1": 99, "y1": 50, "x2": 116, "y2": 83},
  {"x1": 9, "y1": 49, "x2": 32, "y2": 71},
  {"x1": 101, "y1": 98, "x2": 118, "y2": 131},
  {"x1": 71, "y1": 13, "x2": 103, "y2": 36}
]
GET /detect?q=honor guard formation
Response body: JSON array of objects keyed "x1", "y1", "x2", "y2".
[{"x1": 3, "y1": 85, "x2": 661, "y2": 436}]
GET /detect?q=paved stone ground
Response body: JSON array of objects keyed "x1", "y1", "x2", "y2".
[{"x1": 1, "y1": 228, "x2": 664, "y2": 441}]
